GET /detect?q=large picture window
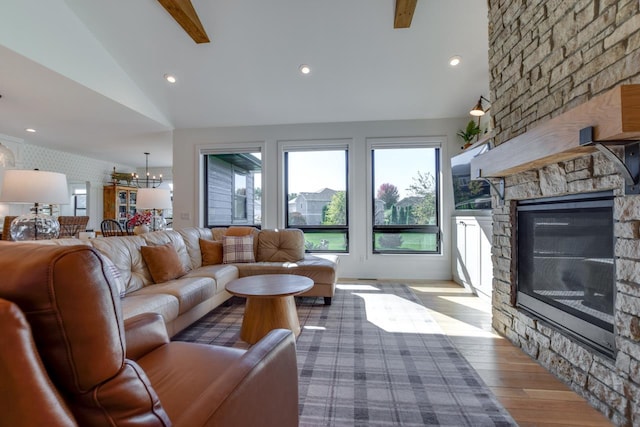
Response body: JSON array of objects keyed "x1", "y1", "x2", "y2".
[
  {"x1": 204, "y1": 152, "x2": 262, "y2": 227},
  {"x1": 371, "y1": 144, "x2": 440, "y2": 254},
  {"x1": 285, "y1": 149, "x2": 348, "y2": 253}
]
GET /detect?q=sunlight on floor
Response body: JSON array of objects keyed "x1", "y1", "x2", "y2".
[
  {"x1": 336, "y1": 284, "x2": 380, "y2": 291},
  {"x1": 438, "y1": 295, "x2": 492, "y2": 314},
  {"x1": 354, "y1": 293, "x2": 444, "y2": 334},
  {"x1": 411, "y1": 286, "x2": 471, "y2": 294},
  {"x1": 425, "y1": 312, "x2": 500, "y2": 338}
]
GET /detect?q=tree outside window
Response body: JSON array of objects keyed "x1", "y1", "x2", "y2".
[{"x1": 372, "y1": 145, "x2": 440, "y2": 253}]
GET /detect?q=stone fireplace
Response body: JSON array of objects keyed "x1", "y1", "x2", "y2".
[
  {"x1": 490, "y1": 150, "x2": 640, "y2": 425},
  {"x1": 483, "y1": 0, "x2": 640, "y2": 423}
]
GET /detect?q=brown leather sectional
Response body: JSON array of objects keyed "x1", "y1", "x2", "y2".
[{"x1": 36, "y1": 226, "x2": 338, "y2": 336}]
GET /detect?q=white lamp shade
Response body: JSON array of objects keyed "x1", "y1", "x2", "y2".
[
  {"x1": 0, "y1": 169, "x2": 69, "y2": 204},
  {"x1": 136, "y1": 188, "x2": 172, "y2": 209}
]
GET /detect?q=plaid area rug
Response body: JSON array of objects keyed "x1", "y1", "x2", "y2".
[{"x1": 173, "y1": 283, "x2": 517, "y2": 427}]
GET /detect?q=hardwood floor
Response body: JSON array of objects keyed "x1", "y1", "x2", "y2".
[{"x1": 408, "y1": 281, "x2": 613, "y2": 427}]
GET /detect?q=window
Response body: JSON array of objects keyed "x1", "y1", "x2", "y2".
[
  {"x1": 371, "y1": 144, "x2": 440, "y2": 254},
  {"x1": 285, "y1": 149, "x2": 348, "y2": 253},
  {"x1": 204, "y1": 152, "x2": 262, "y2": 227},
  {"x1": 233, "y1": 170, "x2": 247, "y2": 220},
  {"x1": 73, "y1": 189, "x2": 87, "y2": 216}
]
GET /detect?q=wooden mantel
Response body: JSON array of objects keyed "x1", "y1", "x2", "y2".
[{"x1": 471, "y1": 85, "x2": 640, "y2": 179}]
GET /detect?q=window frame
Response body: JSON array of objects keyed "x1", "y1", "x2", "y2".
[
  {"x1": 280, "y1": 142, "x2": 350, "y2": 254},
  {"x1": 368, "y1": 138, "x2": 442, "y2": 255},
  {"x1": 201, "y1": 145, "x2": 264, "y2": 229}
]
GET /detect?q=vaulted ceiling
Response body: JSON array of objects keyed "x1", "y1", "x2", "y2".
[{"x1": 0, "y1": 1, "x2": 489, "y2": 168}]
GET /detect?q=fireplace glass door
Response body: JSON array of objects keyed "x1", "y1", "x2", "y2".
[{"x1": 517, "y1": 192, "x2": 615, "y2": 356}]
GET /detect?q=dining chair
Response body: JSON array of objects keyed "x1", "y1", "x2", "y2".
[
  {"x1": 1, "y1": 216, "x2": 17, "y2": 241},
  {"x1": 58, "y1": 216, "x2": 90, "y2": 238},
  {"x1": 100, "y1": 219, "x2": 123, "y2": 237}
]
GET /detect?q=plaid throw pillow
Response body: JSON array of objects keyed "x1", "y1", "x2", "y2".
[{"x1": 223, "y1": 235, "x2": 256, "y2": 264}]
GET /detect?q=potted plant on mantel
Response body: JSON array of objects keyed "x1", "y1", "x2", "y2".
[{"x1": 457, "y1": 120, "x2": 482, "y2": 149}]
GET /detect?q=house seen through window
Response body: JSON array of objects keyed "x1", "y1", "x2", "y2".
[
  {"x1": 285, "y1": 149, "x2": 348, "y2": 253},
  {"x1": 204, "y1": 152, "x2": 262, "y2": 227}
]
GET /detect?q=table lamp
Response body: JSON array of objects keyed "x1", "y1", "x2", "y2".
[
  {"x1": 0, "y1": 169, "x2": 69, "y2": 240},
  {"x1": 136, "y1": 188, "x2": 172, "y2": 231}
]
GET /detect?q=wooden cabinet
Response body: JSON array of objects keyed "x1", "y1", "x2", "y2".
[
  {"x1": 103, "y1": 185, "x2": 137, "y2": 227},
  {"x1": 452, "y1": 216, "x2": 493, "y2": 300}
]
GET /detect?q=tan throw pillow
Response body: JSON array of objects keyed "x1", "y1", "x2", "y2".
[
  {"x1": 141, "y1": 243, "x2": 186, "y2": 283},
  {"x1": 225, "y1": 226, "x2": 255, "y2": 236},
  {"x1": 199, "y1": 239, "x2": 223, "y2": 266},
  {"x1": 223, "y1": 235, "x2": 256, "y2": 264}
]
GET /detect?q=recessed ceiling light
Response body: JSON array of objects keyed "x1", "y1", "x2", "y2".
[
  {"x1": 25, "y1": 128, "x2": 36, "y2": 133},
  {"x1": 299, "y1": 64, "x2": 311, "y2": 75},
  {"x1": 448, "y1": 56, "x2": 462, "y2": 67},
  {"x1": 164, "y1": 74, "x2": 177, "y2": 83}
]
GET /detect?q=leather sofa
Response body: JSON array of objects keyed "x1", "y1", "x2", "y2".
[
  {"x1": 0, "y1": 243, "x2": 299, "y2": 426},
  {"x1": 36, "y1": 226, "x2": 338, "y2": 337}
]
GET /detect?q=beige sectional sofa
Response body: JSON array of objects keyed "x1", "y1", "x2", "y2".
[{"x1": 41, "y1": 226, "x2": 338, "y2": 336}]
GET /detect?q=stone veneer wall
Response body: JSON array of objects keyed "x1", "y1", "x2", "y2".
[
  {"x1": 487, "y1": 1, "x2": 640, "y2": 425},
  {"x1": 488, "y1": 0, "x2": 640, "y2": 146}
]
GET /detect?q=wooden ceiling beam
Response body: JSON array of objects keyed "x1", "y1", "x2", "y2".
[
  {"x1": 394, "y1": 0, "x2": 417, "y2": 28},
  {"x1": 157, "y1": 0, "x2": 210, "y2": 44}
]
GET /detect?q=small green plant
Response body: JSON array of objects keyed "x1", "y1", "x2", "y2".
[{"x1": 457, "y1": 120, "x2": 481, "y2": 148}]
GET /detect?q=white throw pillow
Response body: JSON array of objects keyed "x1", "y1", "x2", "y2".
[{"x1": 100, "y1": 254, "x2": 126, "y2": 298}]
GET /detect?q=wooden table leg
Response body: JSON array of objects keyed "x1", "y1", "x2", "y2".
[{"x1": 240, "y1": 295, "x2": 300, "y2": 344}]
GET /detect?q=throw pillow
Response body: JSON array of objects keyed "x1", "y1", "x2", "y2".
[
  {"x1": 222, "y1": 235, "x2": 256, "y2": 264},
  {"x1": 100, "y1": 254, "x2": 126, "y2": 298},
  {"x1": 141, "y1": 243, "x2": 187, "y2": 284},
  {"x1": 199, "y1": 238, "x2": 223, "y2": 265},
  {"x1": 225, "y1": 226, "x2": 256, "y2": 236}
]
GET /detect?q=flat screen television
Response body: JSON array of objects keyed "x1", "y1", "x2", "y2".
[{"x1": 451, "y1": 143, "x2": 492, "y2": 210}]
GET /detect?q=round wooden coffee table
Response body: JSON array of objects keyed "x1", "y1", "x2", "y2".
[{"x1": 225, "y1": 274, "x2": 313, "y2": 344}]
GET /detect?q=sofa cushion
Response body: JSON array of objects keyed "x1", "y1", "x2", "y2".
[
  {"x1": 223, "y1": 235, "x2": 256, "y2": 264},
  {"x1": 236, "y1": 254, "x2": 338, "y2": 285},
  {"x1": 199, "y1": 239, "x2": 223, "y2": 266},
  {"x1": 90, "y1": 235, "x2": 150, "y2": 292},
  {"x1": 131, "y1": 277, "x2": 216, "y2": 315},
  {"x1": 182, "y1": 264, "x2": 239, "y2": 291},
  {"x1": 177, "y1": 227, "x2": 214, "y2": 270},
  {"x1": 141, "y1": 243, "x2": 187, "y2": 284},
  {"x1": 257, "y1": 229, "x2": 305, "y2": 262},
  {"x1": 121, "y1": 293, "x2": 180, "y2": 323},
  {"x1": 136, "y1": 342, "x2": 245, "y2": 425}
]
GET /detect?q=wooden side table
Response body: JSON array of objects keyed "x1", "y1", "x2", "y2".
[{"x1": 225, "y1": 274, "x2": 313, "y2": 344}]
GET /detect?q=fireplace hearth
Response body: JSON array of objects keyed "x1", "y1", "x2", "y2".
[{"x1": 516, "y1": 191, "x2": 615, "y2": 357}]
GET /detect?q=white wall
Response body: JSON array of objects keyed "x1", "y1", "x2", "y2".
[
  {"x1": 0, "y1": 135, "x2": 135, "y2": 232},
  {"x1": 173, "y1": 118, "x2": 469, "y2": 280}
]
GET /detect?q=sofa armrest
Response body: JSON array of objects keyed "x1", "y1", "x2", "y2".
[
  {"x1": 124, "y1": 313, "x2": 170, "y2": 361},
  {"x1": 182, "y1": 329, "x2": 299, "y2": 427}
]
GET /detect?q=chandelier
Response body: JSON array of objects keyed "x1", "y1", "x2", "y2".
[{"x1": 132, "y1": 152, "x2": 163, "y2": 188}]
